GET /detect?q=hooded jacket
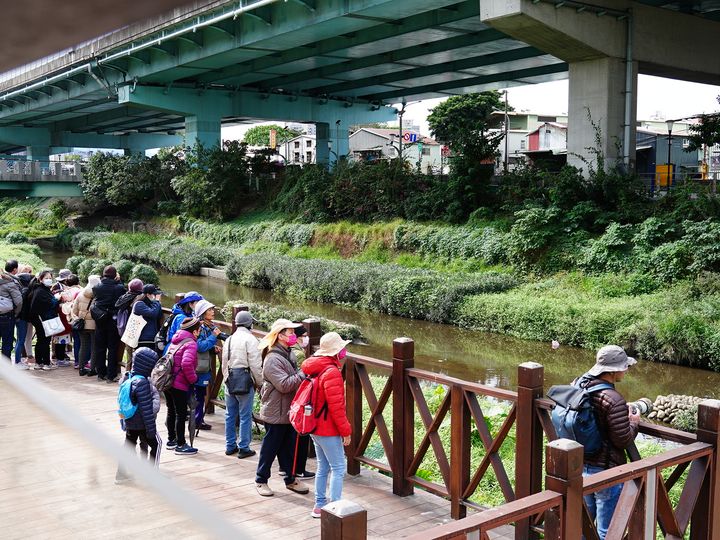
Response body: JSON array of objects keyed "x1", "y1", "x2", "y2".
[
  {"x1": 123, "y1": 350, "x2": 159, "y2": 436},
  {"x1": 578, "y1": 375, "x2": 639, "y2": 469},
  {"x1": 258, "y1": 344, "x2": 304, "y2": 425},
  {"x1": 301, "y1": 355, "x2": 351, "y2": 438},
  {"x1": 70, "y1": 285, "x2": 96, "y2": 331},
  {"x1": 0, "y1": 272, "x2": 22, "y2": 317},
  {"x1": 169, "y1": 329, "x2": 198, "y2": 391}
]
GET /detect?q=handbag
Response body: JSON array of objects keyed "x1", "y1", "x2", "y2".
[
  {"x1": 71, "y1": 318, "x2": 85, "y2": 331},
  {"x1": 90, "y1": 300, "x2": 108, "y2": 322},
  {"x1": 41, "y1": 316, "x2": 65, "y2": 337},
  {"x1": 227, "y1": 367, "x2": 252, "y2": 395},
  {"x1": 121, "y1": 311, "x2": 147, "y2": 349},
  {"x1": 197, "y1": 350, "x2": 211, "y2": 374}
]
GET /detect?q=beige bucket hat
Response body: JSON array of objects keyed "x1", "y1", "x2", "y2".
[
  {"x1": 258, "y1": 318, "x2": 302, "y2": 350},
  {"x1": 313, "y1": 332, "x2": 352, "y2": 357}
]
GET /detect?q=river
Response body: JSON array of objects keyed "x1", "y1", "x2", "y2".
[{"x1": 41, "y1": 249, "x2": 720, "y2": 402}]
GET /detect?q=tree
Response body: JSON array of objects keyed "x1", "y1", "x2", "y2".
[
  {"x1": 427, "y1": 92, "x2": 509, "y2": 219},
  {"x1": 686, "y1": 97, "x2": 720, "y2": 152},
  {"x1": 243, "y1": 124, "x2": 301, "y2": 147},
  {"x1": 427, "y1": 92, "x2": 507, "y2": 160}
]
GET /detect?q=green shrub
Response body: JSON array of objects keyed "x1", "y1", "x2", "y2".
[
  {"x1": 114, "y1": 260, "x2": 135, "y2": 283},
  {"x1": 131, "y1": 264, "x2": 159, "y2": 285},
  {"x1": 5, "y1": 231, "x2": 28, "y2": 244},
  {"x1": 0, "y1": 241, "x2": 46, "y2": 272},
  {"x1": 65, "y1": 256, "x2": 86, "y2": 274},
  {"x1": 578, "y1": 223, "x2": 634, "y2": 274},
  {"x1": 77, "y1": 258, "x2": 100, "y2": 282}
]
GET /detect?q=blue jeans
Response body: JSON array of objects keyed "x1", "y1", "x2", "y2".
[
  {"x1": 0, "y1": 313, "x2": 14, "y2": 359},
  {"x1": 72, "y1": 329, "x2": 81, "y2": 366},
  {"x1": 583, "y1": 464, "x2": 622, "y2": 540},
  {"x1": 225, "y1": 386, "x2": 255, "y2": 452},
  {"x1": 311, "y1": 435, "x2": 346, "y2": 508},
  {"x1": 14, "y1": 318, "x2": 27, "y2": 363}
]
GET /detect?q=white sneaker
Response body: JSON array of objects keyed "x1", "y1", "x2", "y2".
[
  {"x1": 42, "y1": 365, "x2": 53, "y2": 371},
  {"x1": 14, "y1": 362, "x2": 29, "y2": 370}
]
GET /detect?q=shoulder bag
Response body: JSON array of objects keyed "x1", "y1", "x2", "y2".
[{"x1": 225, "y1": 336, "x2": 252, "y2": 395}]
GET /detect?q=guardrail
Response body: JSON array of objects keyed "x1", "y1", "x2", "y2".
[{"x1": 164, "y1": 303, "x2": 720, "y2": 538}]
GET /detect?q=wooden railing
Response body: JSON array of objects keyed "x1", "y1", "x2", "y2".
[{"x1": 178, "y1": 303, "x2": 720, "y2": 538}]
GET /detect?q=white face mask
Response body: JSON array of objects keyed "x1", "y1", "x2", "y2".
[
  {"x1": 42, "y1": 279, "x2": 53, "y2": 287},
  {"x1": 300, "y1": 336, "x2": 309, "y2": 348}
]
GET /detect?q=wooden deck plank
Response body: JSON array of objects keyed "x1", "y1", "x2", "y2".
[{"x1": 0, "y1": 365, "x2": 513, "y2": 539}]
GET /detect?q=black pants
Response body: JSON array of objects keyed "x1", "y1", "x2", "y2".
[
  {"x1": 165, "y1": 387, "x2": 190, "y2": 446},
  {"x1": 279, "y1": 434, "x2": 310, "y2": 475},
  {"x1": 116, "y1": 429, "x2": 161, "y2": 482},
  {"x1": 32, "y1": 318, "x2": 51, "y2": 365},
  {"x1": 78, "y1": 330, "x2": 94, "y2": 373},
  {"x1": 256, "y1": 423, "x2": 298, "y2": 485},
  {"x1": 94, "y1": 316, "x2": 119, "y2": 378}
]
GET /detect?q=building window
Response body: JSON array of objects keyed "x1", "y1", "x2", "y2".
[
  {"x1": 294, "y1": 141, "x2": 300, "y2": 148},
  {"x1": 306, "y1": 140, "x2": 312, "y2": 147},
  {"x1": 538, "y1": 115, "x2": 555, "y2": 123},
  {"x1": 682, "y1": 139, "x2": 690, "y2": 149},
  {"x1": 421, "y1": 147, "x2": 430, "y2": 155},
  {"x1": 294, "y1": 152, "x2": 300, "y2": 162},
  {"x1": 520, "y1": 139, "x2": 526, "y2": 150},
  {"x1": 306, "y1": 151, "x2": 313, "y2": 162},
  {"x1": 545, "y1": 129, "x2": 551, "y2": 134}
]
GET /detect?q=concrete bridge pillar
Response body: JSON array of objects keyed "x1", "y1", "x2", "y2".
[
  {"x1": 316, "y1": 122, "x2": 330, "y2": 166},
  {"x1": 26, "y1": 145, "x2": 50, "y2": 164},
  {"x1": 185, "y1": 114, "x2": 221, "y2": 149},
  {"x1": 568, "y1": 57, "x2": 638, "y2": 170},
  {"x1": 317, "y1": 122, "x2": 349, "y2": 167}
]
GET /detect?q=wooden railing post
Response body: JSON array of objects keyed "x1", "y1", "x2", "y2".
[
  {"x1": 303, "y1": 317, "x2": 322, "y2": 357},
  {"x1": 174, "y1": 293, "x2": 185, "y2": 305},
  {"x1": 692, "y1": 399, "x2": 720, "y2": 539},
  {"x1": 392, "y1": 337, "x2": 414, "y2": 497},
  {"x1": 321, "y1": 500, "x2": 367, "y2": 540},
  {"x1": 345, "y1": 352, "x2": 362, "y2": 476},
  {"x1": 544, "y1": 439, "x2": 584, "y2": 539},
  {"x1": 450, "y1": 383, "x2": 471, "y2": 519},
  {"x1": 515, "y1": 362, "x2": 545, "y2": 540}
]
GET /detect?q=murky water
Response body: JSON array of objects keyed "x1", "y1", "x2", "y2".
[{"x1": 43, "y1": 249, "x2": 720, "y2": 401}]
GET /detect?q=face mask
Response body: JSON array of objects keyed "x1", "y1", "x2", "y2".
[
  {"x1": 42, "y1": 279, "x2": 53, "y2": 287},
  {"x1": 300, "y1": 336, "x2": 309, "y2": 348},
  {"x1": 337, "y1": 348, "x2": 347, "y2": 360},
  {"x1": 286, "y1": 334, "x2": 298, "y2": 346}
]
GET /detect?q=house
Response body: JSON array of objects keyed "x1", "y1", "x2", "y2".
[
  {"x1": 522, "y1": 122, "x2": 568, "y2": 171},
  {"x1": 349, "y1": 128, "x2": 444, "y2": 173},
  {"x1": 490, "y1": 111, "x2": 568, "y2": 172},
  {"x1": 278, "y1": 134, "x2": 316, "y2": 165}
]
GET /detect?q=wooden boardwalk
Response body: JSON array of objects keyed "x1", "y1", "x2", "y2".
[{"x1": 0, "y1": 365, "x2": 513, "y2": 539}]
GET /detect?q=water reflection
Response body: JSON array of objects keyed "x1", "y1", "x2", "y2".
[{"x1": 42, "y1": 250, "x2": 720, "y2": 401}]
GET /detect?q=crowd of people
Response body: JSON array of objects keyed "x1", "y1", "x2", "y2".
[{"x1": 0, "y1": 260, "x2": 351, "y2": 519}]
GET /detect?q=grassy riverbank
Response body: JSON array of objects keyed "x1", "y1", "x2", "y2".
[
  {"x1": 60, "y1": 216, "x2": 720, "y2": 372},
  {"x1": 0, "y1": 241, "x2": 47, "y2": 271}
]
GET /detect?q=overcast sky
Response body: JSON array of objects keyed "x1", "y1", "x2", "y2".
[{"x1": 223, "y1": 75, "x2": 719, "y2": 140}]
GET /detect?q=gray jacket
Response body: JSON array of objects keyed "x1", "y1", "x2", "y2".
[
  {"x1": 257, "y1": 344, "x2": 304, "y2": 425},
  {"x1": 0, "y1": 272, "x2": 23, "y2": 317}
]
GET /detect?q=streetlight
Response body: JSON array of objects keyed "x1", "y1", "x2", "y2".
[{"x1": 666, "y1": 119, "x2": 674, "y2": 190}]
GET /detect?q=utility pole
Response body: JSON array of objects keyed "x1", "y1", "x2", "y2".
[
  {"x1": 398, "y1": 100, "x2": 406, "y2": 160},
  {"x1": 504, "y1": 90, "x2": 509, "y2": 173}
]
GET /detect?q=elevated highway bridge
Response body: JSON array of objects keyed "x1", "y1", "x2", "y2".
[{"x1": 0, "y1": 0, "x2": 717, "y2": 168}]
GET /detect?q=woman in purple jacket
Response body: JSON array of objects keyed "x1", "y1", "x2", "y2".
[{"x1": 165, "y1": 317, "x2": 200, "y2": 455}]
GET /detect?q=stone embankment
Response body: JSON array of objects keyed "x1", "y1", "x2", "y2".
[{"x1": 648, "y1": 394, "x2": 704, "y2": 425}]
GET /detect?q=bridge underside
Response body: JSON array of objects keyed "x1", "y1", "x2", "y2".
[{"x1": 0, "y1": 0, "x2": 567, "y2": 160}]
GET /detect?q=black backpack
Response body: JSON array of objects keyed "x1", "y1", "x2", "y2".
[{"x1": 154, "y1": 312, "x2": 179, "y2": 352}]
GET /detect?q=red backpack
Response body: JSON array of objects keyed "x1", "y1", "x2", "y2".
[{"x1": 289, "y1": 366, "x2": 334, "y2": 435}]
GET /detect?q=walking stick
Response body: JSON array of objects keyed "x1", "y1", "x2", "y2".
[{"x1": 291, "y1": 431, "x2": 300, "y2": 478}]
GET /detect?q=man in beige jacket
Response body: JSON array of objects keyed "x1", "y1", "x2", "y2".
[{"x1": 222, "y1": 310, "x2": 263, "y2": 459}]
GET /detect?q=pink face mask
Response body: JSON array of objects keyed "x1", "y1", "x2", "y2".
[
  {"x1": 286, "y1": 334, "x2": 298, "y2": 346},
  {"x1": 337, "y1": 348, "x2": 347, "y2": 360}
]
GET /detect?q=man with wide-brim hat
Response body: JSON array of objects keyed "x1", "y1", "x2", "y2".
[
  {"x1": 255, "y1": 319, "x2": 309, "y2": 497},
  {"x1": 576, "y1": 345, "x2": 640, "y2": 540}
]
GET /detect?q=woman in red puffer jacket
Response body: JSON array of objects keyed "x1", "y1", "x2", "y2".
[{"x1": 301, "y1": 332, "x2": 352, "y2": 518}]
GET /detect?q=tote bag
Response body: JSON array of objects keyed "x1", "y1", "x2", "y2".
[
  {"x1": 121, "y1": 312, "x2": 147, "y2": 349},
  {"x1": 42, "y1": 316, "x2": 65, "y2": 337}
]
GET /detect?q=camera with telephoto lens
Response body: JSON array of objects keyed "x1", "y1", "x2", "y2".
[{"x1": 628, "y1": 398, "x2": 653, "y2": 416}]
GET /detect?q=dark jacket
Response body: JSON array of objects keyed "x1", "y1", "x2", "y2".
[
  {"x1": 123, "y1": 350, "x2": 159, "y2": 437},
  {"x1": 92, "y1": 277, "x2": 125, "y2": 314},
  {"x1": 133, "y1": 296, "x2": 162, "y2": 342},
  {"x1": 27, "y1": 281, "x2": 58, "y2": 320},
  {"x1": 579, "y1": 375, "x2": 639, "y2": 469},
  {"x1": 115, "y1": 290, "x2": 142, "y2": 313}
]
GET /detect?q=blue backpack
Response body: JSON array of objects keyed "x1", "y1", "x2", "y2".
[
  {"x1": 547, "y1": 380, "x2": 613, "y2": 455},
  {"x1": 117, "y1": 374, "x2": 144, "y2": 420}
]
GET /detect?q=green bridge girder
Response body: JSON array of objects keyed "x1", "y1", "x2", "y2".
[
  {"x1": 0, "y1": 181, "x2": 83, "y2": 198},
  {"x1": 0, "y1": 0, "x2": 568, "y2": 158}
]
